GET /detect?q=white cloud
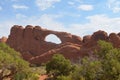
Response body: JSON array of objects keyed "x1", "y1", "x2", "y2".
[
  {"x1": 0, "y1": 6, "x2": 2, "y2": 11},
  {"x1": 12, "y1": 4, "x2": 29, "y2": 9},
  {"x1": 16, "y1": 14, "x2": 120, "y2": 37},
  {"x1": 77, "y1": 4, "x2": 93, "y2": 11},
  {"x1": 1, "y1": 14, "x2": 120, "y2": 38},
  {"x1": 107, "y1": 0, "x2": 120, "y2": 13},
  {"x1": 35, "y1": 0, "x2": 61, "y2": 10},
  {"x1": 45, "y1": 34, "x2": 61, "y2": 44},
  {"x1": 0, "y1": 21, "x2": 16, "y2": 37},
  {"x1": 16, "y1": 13, "x2": 27, "y2": 19},
  {"x1": 67, "y1": 14, "x2": 120, "y2": 36},
  {"x1": 13, "y1": 14, "x2": 65, "y2": 31},
  {"x1": 0, "y1": 14, "x2": 63, "y2": 37}
]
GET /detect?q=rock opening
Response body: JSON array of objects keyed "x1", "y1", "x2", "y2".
[{"x1": 45, "y1": 34, "x2": 61, "y2": 44}]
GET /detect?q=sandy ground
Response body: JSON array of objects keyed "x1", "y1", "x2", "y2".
[{"x1": 39, "y1": 75, "x2": 48, "y2": 80}]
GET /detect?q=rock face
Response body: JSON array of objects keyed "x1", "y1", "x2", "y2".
[
  {"x1": 109, "y1": 33, "x2": 120, "y2": 47},
  {"x1": 7, "y1": 25, "x2": 82, "y2": 64},
  {"x1": 6, "y1": 25, "x2": 120, "y2": 65},
  {"x1": 0, "y1": 36, "x2": 7, "y2": 43}
]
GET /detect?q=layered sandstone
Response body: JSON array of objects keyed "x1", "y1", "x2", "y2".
[
  {"x1": 7, "y1": 25, "x2": 82, "y2": 64},
  {"x1": 6, "y1": 25, "x2": 120, "y2": 65}
]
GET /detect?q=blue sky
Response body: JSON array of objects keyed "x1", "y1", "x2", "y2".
[{"x1": 0, "y1": 0, "x2": 120, "y2": 38}]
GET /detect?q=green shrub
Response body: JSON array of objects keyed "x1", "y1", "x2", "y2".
[
  {"x1": 71, "y1": 40, "x2": 120, "y2": 80},
  {"x1": 44, "y1": 41, "x2": 120, "y2": 80},
  {"x1": 46, "y1": 54, "x2": 73, "y2": 79},
  {"x1": 0, "y1": 43, "x2": 39, "y2": 80},
  {"x1": 56, "y1": 75, "x2": 72, "y2": 80}
]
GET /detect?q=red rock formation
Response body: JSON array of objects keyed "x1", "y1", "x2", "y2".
[
  {"x1": 7, "y1": 25, "x2": 82, "y2": 64},
  {"x1": 91, "y1": 30, "x2": 108, "y2": 41},
  {"x1": 83, "y1": 35, "x2": 91, "y2": 43},
  {"x1": 83, "y1": 30, "x2": 108, "y2": 48},
  {"x1": 6, "y1": 25, "x2": 120, "y2": 65},
  {"x1": 109, "y1": 33, "x2": 120, "y2": 47},
  {"x1": 0, "y1": 36, "x2": 7, "y2": 43},
  {"x1": 118, "y1": 32, "x2": 120, "y2": 37}
]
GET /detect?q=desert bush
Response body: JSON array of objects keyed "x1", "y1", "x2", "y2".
[
  {"x1": 0, "y1": 43, "x2": 39, "y2": 80},
  {"x1": 56, "y1": 75, "x2": 72, "y2": 80},
  {"x1": 44, "y1": 41, "x2": 120, "y2": 80},
  {"x1": 71, "y1": 40, "x2": 120, "y2": 80},
  {"x1": 46, "y1": 54, "x2": 74, "y2": 80}
]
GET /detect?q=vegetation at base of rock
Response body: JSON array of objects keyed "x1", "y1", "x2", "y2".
[
  {"x1": 46, "y1": 54, "x2": 74, "y2": 80},
  {"x1": 45, "y1": 40, "x2": 120, "y2": 80},
  {"x1": 72, "y1": 40, "x2": 120, "y2": 80},
  {"x1": 0, "y1": 43, "x2": 39, "y2": 80}
]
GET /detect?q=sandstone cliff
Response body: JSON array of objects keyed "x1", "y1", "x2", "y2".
[{"x1": 6, "y1": 25, "x2": 120, "y2": 65}]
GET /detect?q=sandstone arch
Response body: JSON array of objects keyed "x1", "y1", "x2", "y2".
[{"x1": 6, "y1": 25, "x2": 120, "y2": 65}]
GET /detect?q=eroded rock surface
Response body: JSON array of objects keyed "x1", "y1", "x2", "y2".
[
  {"x1": 6, "y1": 25, "x2": 120, "y2": 65},
  {"x1": 7, "y1": 25, "x2": 82, "y2": 64},
  {"x1": 0, "y1": 36, "x2": 7, "y2": 43}
]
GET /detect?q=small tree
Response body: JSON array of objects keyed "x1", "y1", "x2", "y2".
[
  {"x1": 97, "y1": 40, "x2": 120, "y2": 80},
  {"x1": 71, "y1": 57, "x2": 102, "y2": 80},
  {"x1": 46, "y1": 54, "x2": 73, "y2": 79},
  {"x1": 0, "y1": 43, "x2": 39, "y2": 80},
  {"x1": 71, "y1": 40, "x2": 120, "y2": 80}
]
